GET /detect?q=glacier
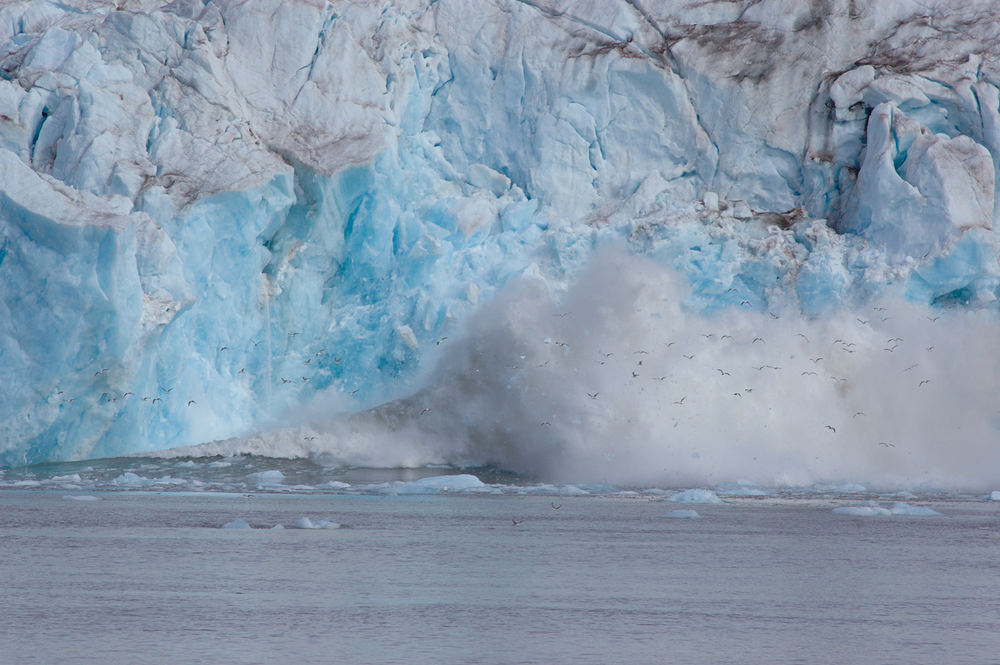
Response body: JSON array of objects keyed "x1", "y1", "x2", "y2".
[{"x1": 1, "y1": 0, "x2": 1000, "y2": 488}]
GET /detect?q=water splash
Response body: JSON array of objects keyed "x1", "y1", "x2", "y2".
[{"x1": 182, "y1": 246, "x2": 1000, "y2": 491}]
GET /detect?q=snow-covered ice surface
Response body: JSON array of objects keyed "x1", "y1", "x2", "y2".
[{"x1": 2, "y1": 1, "x2": 1000, "y2": 492}]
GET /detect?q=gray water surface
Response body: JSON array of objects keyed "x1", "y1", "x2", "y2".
[{"x1": 3, "y1": 492, "x2": 999, "y2": 664}]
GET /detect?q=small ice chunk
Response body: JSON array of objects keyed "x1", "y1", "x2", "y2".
[
  {"x1": 271, "y1": 524, "x2": 285, "y2": 530},
  {"x1": 174, "y1": 460, "x2": 198, "y2": 468},
  {"x1": 716, "y1": 481, "x2": 770, "y2": 497},
  {"x1": 669, "y1": 489, "x2": 724, "y2": 504},
  {"x1": 112, "y1": 472, "x2": 147, "y2": 487},
  {"x1": 62, "y1": 495, "x2": 100, "y2": 501},
  {"x1": 731, "y1": 200, "x2": 752, "y2": 219},
  {"x1": 990, "y1": 491, "x2": 1000, "y2": 501},
  {"x1": 294, "y1": 516, "x2": 340, "y2": 529},
  {"x1": 248, "y1": 470, "x2": 285, "y2": 485},
  {"x1": 702, "y1": 191, "x2": 719, "y2": 211},
  {"x1": 395, "y1": 474, "x2": 490, "y2": 494},
  {"x1": 889, "y1": 502, "x2": 941, "y2": 516},
  {"x1": 395, "y1": 324, "x2": 418, "y2": 350},
  {"x1": 662, "y1": 509, "x2": 700, "y2": 519},
  {"x1": 832, "y1": 506, "x2": 892, "y2": 517},
  {"x1": 221, "y1": 519, "x2": 252, "y2": 529},
  {"x1": 318, "y1": 481, "x2": 351, "y2": 489}
]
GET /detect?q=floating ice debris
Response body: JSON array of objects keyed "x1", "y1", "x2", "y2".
[
  {"x1": 832, "y1": 506, "x2": 892, "y2": 517},
  {"x1": 715, "y1": 481, "x2": 771, "y2": 497},
  {"x1": 833, "y1": 501, "x2": 941, "y2": 516},
  {"x1": 889, "y1": 502, "x2": 941, "y2": 516},
  {"x1": 392, "y1": 474, "x2": 494, "y2": 494},
  {"x1": 294, "y1": 517, "x2": 340, "y2": 529},
  {"x1": 221, "y1": 519, "x2": 252, "y2": 529},
  {"x1": 271, "y1": 524, "x2": 285, "y2": 530},
  {"x1": 990, "y1": 491, "x2": 1000, "y2": 501},
  {"x1": 174, "y1": 461, "x2": 199, "y2": 468},
  {"x1": 669, "y1": 489, "x2": 724, "y2": 504},
  {"x1": 111, "y1": 472, "x2": 186, "y2": 488},
  {"x1": 248, "y1": 470, "x2": 285, "y2": 486},
  {"x1": 62, "y1": 495, "x2": 100, "y2": 501},
  {"x1": 315, "y1": 481, "x2": 351, "y2": 490},
  {"x1": 662, "y1": 509, "x2": 701, "y2": 519}
]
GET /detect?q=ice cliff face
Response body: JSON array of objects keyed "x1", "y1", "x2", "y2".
[{"x1": 2, "y1": 0, "x2": 999, "y2": 471}]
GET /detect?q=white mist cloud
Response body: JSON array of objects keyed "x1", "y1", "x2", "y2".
[{"x1": 242, "y1": 244, "x2": 1000, "y2": 491}]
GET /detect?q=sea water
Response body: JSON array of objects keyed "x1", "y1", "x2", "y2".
[{"x1": 2, "y1": 463, "x2": 999, "y2": 664}]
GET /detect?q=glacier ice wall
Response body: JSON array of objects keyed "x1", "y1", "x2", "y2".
[{"x1": 1, "y1": 0, "x2": 999, "y2": 486}]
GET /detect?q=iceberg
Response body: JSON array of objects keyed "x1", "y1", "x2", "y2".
[{"x1": 1, "y1": 1, "x2": 999, "y2": 489}]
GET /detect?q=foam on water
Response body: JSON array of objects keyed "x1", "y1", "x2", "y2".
[{"x1": 294, "y1": 516, "x2": 340, "y2": 529}]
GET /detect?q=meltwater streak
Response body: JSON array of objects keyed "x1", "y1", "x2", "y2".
[{"x1": 183, "y1": 246, "x2": 999, "y2": 491}]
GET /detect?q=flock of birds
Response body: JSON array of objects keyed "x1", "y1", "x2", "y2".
[
  {"x1": 53, "y1": 297, "x2": 949, "y2": 471},
  {"x1": 57, "y1": 330, "x2": 339, "y2": 416},
  {"x1": 471, "y1": 301, "x2": 951, "y2": 458}
]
